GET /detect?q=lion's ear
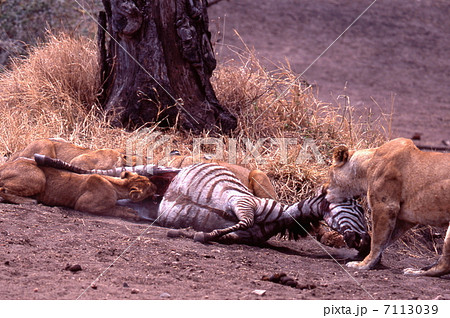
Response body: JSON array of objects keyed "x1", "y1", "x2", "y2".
[
  {"x1": 120, "y1": 171, "x2": 132, "y2": 179},
  {"x1": 332, "y1": 146, "x2": 349, "y2": 167}
]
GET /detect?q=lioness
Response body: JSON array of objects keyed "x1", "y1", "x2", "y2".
[
  {"x1": 326, "y1": 138, "x2": 450, "y2": 277},
  {"x1": 167, "y1": 153, "x2": 277, "y2": 199},
  {"x1": 0, "y1": 158, "x2": 156, "y2": 220},
  {"x1": 9, "y1": 138, "x2": 125, "y2": 170}
]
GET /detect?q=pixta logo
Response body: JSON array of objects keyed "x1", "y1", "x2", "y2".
[{"x1": 125, "y1": 129, "x2": 324, "y2": 165}]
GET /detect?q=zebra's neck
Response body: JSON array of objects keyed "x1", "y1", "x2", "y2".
[
  {"x1": 250, "y1": 194, "x2": 328, "y2": 225},
  {"x1": 296, "y1": 194, "x2": 329, "y2": 219}
]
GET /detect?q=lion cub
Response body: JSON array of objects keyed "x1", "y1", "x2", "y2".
[{"x1": 0, "y1": 158, "x2": 156, "y2": 220}]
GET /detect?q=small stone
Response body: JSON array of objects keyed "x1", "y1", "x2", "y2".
[
  {"x1": 296, "y1": 283, "x2": 316, "y2": 290},
  {"x1": 33, "y1": 288, "x2": 38, "y2": 293},
  {"x1": 65, "y1": 264, "x2": 82, "y2": 272},
  {"x1": 90, "y1": 283, "x2": 97, "y2": 290},
  {"x1": 4, "y1": 261, "x2": 9, "y2": 266},
  {"x1": 131, "y1": 288, "x2": 139, "y2": 294},
  {"x1": 279, "y1": 276, "x2": 293, "y2": 285},
  {"x1": 252, "y1": 289, "x2": 266, "y2": 296},
  {"x1": 269, "y1": 273, "x2": 286, "y2": 283},
  {"x1": 123, "y1": 282, "x2": 129, "y2": 288},
  {"x1": 160, "y1": 292, "x2": 171, "y2": 298}
]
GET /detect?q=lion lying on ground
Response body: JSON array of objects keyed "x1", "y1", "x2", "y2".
[
  {"x1": 11, "y1": 139, "x2": 277, "y2": 199},
  {"x1": 9, "y1": 138, "x2": 125, "y2": 170},
  {"x1": 0, "y1": 158, "x2": 156, "y2": 220},
  {"x1": 166, "y1": 153, "x2": 278, "y2": 199},
  {"x1": 326, "y1": 138, "x2": 450, "y2": 277}
]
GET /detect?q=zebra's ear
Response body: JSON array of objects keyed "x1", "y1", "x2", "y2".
[{"x1": 332, "y1": 146, "x2": 349, "y2": 167}]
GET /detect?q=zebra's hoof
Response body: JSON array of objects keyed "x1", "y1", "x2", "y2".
[
  {"x1": 167, "y1": 229, "x2": 182, "y2": 238},
  {"x1": 403, "y1": 268, "x2": 425, "y2": 276},
  {"x1": 193, "y1": 232, "x2": 207, "y2": 243}
]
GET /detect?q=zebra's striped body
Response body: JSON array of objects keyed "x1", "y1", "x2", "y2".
[{"x1": 153, "y1": 163, "x2": 369, "y2": 250}]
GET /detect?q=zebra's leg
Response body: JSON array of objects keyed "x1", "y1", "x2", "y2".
[
  {"x1": 167, "y1": 228, "x2": 195, "y2": 239},
  {"x1": 193, "y1": 199, "x2": 257, "y2": 243},
  {"x1": 404, "y1": 223, "x2": 450, "y2": 277}
]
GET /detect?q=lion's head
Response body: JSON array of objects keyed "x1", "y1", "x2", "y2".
[
  {"x1": 325, "y1": 145, "x2": 376, "y2": 203},
  {"x1": 120, "y1": 171, "x2": 157, "y2": 202}
]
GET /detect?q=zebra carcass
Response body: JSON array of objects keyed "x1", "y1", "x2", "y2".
[{"x1": 117, "y1": 162, "x2": 370, "y2": 255}]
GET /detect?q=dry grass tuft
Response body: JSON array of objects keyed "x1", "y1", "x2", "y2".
[
  {"x1": 0, "y1": 32, "x2": 111, "y2": 154},
  {"x1": 211, "y1": 48, "x2": 388, "y2": 200}
]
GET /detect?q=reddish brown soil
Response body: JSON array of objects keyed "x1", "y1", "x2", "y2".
[
  {"x1": 1, "y1": 0, "x2": 449, "y2": 300},
  {"x1": 0, "y1": 203, "x2": 448, "y2": 300}
]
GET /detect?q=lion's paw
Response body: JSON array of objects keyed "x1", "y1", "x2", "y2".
[
  {"x1": 346, "y1": 261, "x2": 362, "y2": 269},
  {"x1": 346, "y1": 261, "x2": 371, "y2": 270}
]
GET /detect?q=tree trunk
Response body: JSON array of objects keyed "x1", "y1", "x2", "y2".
[{"x1": 98, "y1": 0, "x2": 237, "y2": 134}]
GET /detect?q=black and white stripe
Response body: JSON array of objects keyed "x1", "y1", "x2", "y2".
[{"x1": 153, "y1": 163, "x2": 369, "y2": 249}]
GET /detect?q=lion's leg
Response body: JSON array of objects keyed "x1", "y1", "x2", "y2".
[
  {"x1": 389, "y1": 220, "x2": 416, "y2": 244},
  {"x1": 0, "y1": 188, "x2": 38, "y2": 204},
  {"x1": 73, "y1": 176, "x2": 139, "y2": 221},
  {"x1": 0, "y1": 161, "x2": 45, "y2": 204},
  {"x1": 248, "y1": 170, "x2": 277, "y2": 199},
  {"x1": 9, "y1": 140, "x2": 57, "y2": 161},
  {"x1": 404, "y1": 223, "x2": 450, "y2": 277},
  {"x1": 102, "y1": 206, "x2": 140, "y2": 221},
  {"x1": 76, "y1": 193, "x2": 139, "y2": 221},
  {"x1": 347, "y1": 201, "x2": 400, "y2": 270}
]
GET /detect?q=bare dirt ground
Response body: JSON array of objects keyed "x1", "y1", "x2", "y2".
[
  {"x1": 209, "y1": 0, "x2": 450, "y2": 147},
  {"x1": 0, "y1": 203, "x2": 448, "y2": 300},
  {"x1": 1, "y1": 0, "x2": 449, "y2": 300}
]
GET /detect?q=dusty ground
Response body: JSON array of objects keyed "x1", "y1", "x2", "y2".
[
  {"x1": 0, "y1": 203, "x2": 448, "y2": 300},
  {"x1": 209, "y1": 0, "x2": 450, "y2": 147},
  {"x1": 1, "y1": 0, "x2": 449, "y2": 300}
]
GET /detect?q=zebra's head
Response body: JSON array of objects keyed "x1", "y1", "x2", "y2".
[{"x1": 324, "y1": 199, "x2": 371, "y2": 257}]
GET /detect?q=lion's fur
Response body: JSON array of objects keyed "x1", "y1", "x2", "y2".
[
  {"x1": 326, "y1": 138, "x2": 450, "y2": 277},
  {"x1": 0, "y1": 158, "x2": 156, "y2": 220},
  {"x1": 10, "y1": 139, "x2": 277, "y2": 199},
  {"x1": 167, "y1": 154, "x2": 277, "y2": 199},
  {"x1": 9, "y1": 138, "x2": 125, "y2": 170}
]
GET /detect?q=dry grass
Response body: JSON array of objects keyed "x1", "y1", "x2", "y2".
[
  {"x1": 0, "y1": 33, "x2": 389, "y2": 202},
  {"x1": 0, "y1": 32, "x2": 112, "y2": 154},
  {"x1": 211, "y1": 48, "x2": 388, "y2": 201}
]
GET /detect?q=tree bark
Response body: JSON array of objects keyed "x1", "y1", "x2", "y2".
[{"x1": 98, "y1": 0, "x2": 236, "y2": 134}]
